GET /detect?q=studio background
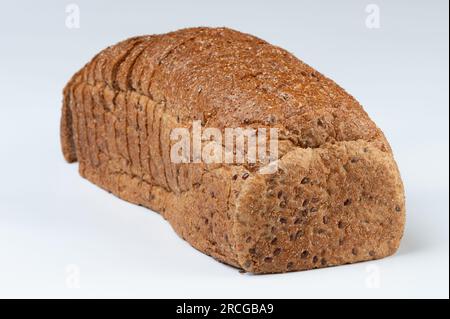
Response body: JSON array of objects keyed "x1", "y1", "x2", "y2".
[{"x1": 0, "y1": 0, "x2": 448, "y2": 298}]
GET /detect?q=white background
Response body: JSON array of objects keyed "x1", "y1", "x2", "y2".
[{"x1": 0, "y1": 0, "x2": 448, "y2": 298}]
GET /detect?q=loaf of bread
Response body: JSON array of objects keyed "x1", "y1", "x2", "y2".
[{"x1": 61, "y1": 27, "x2": 405, "y2": 273}]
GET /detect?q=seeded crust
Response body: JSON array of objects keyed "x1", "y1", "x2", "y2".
[{"x1": 60, "y1": 27, "x2": 405, "y2": 273}]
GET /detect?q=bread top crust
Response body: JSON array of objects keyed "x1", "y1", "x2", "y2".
[{"x1": 71, "y1": 27, "x2": 388, "y2": 151}]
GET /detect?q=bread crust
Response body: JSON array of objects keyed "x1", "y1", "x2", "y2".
[{"x1": 61, "y1": 27, "x2": 405, "y2": 273}]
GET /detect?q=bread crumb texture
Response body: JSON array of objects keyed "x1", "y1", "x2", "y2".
[{"x1": 60, "y1": 27, "x2": 405, "y2": 273}]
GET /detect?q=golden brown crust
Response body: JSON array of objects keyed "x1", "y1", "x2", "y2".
[{"x1": 60, "y1": 27, "x2": 405, "y2": 273}]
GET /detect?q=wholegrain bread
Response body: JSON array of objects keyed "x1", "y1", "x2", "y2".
[{"x1": 60, "y1": 27, "x2": 405, "y2": 273}]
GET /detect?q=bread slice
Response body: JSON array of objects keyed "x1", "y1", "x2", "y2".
[{"x1": 60, "y1": 27, "x2": 405, "y2": 273}]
